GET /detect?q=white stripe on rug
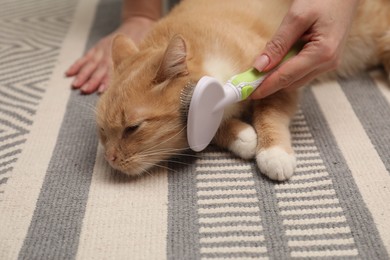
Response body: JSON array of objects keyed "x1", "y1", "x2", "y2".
[
  {"x1": 0, "y1": 0, "x2": 99, "y2": 258},
  {"x1": 0, "y1": 0, "x2": 97, "y2": 259},
  {"x1": 76, "y1": 145, "x2": 168, "y2": 260},
  {"x1": 312, "y1": 81, "x2": 390, "y2": 252}
]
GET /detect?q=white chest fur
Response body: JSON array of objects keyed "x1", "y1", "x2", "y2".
[{"x1": 202, "y1": 54, "x2": 243, "y2": 120}]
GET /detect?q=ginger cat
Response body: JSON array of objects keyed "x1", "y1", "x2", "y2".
[{"x1": 96, "y1": 0, "x2": 390, "y2": 181}]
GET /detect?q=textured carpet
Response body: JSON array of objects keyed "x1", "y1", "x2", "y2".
[{"x1": 1, "y1": 0, "x2": 390, "y2": 259}]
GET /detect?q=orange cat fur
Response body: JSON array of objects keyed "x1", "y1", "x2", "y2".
[{"x1": 96, "y1": 0, "x2": 390, "y2": 181}]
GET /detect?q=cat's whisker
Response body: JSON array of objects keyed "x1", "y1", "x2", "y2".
[
  {"x1": 142, "y1": 125, "x2": 187, "y2": 153},
  {"x1": 173, "y1": 152, "x2": 202, "y2": 159},
  {"x1": 160, "y1": 159, "x2": 193, "y2": 166},
  {"x1": 136, "y1": 150, "x2": 192, "y2": 160},
  {"x1": 138, "y1": 149, "x2": 186, "y2": 157},
  {"x1": 142, "y1": 161, "x2": 178, "y2": 174},
  {"x1": 121, "y1": 153, "x2": 191, "y2": 175},
  {"x1": 138, "y1": 164, "x2": 153, "y2": 176},
  {"x1": 136, "y1": 145, "x2": 203, "y2": 162},
  {"x1": 143, "y1": 147, "x2": 202, "y2": 157}
]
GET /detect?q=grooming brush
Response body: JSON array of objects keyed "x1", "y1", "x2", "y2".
[{"x1": 181, "y1": 48, "x2": 299, "y2": 152}]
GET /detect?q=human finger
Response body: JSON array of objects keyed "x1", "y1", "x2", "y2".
[
  {"x1": 98, "y1": 75, "x2": 110, "y2": 93},
  {"x1": 80, "y1": 64, "x2": 109, "y2": 94},
  {"x1": 71, "y1": 62, "x2": 98, "y2": 88},
  {"x1": 251, "y1": 47, "x2": 324, "y2": 99},
  {"x1": 253, "y1": 9, "x2": 315, "y2": 72},
  {"x1": 65, "y1": 55, "x2": 90, "y2": 77},
  {"x1": 71, "y1": 55, "x2": 102, "y2": 89}
]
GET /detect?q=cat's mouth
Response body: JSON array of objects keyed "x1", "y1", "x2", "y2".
[{"x1": 105, "y1": 155, "x2": 157, "y2": 177}]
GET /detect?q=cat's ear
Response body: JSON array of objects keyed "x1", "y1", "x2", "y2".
[
  {"x1": 111, "y1": 34, "x2": 139, "y2": 69},
  {"x1": 154, "y1": 35, "x2": 188, "y2": 83}
]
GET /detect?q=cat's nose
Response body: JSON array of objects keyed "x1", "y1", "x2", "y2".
[{"x1": 105, "y1": 152, "x2": 117, "y2": 162}]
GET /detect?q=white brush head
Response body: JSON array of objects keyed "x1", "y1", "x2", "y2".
[{"x1": 187, "y1": 76, "x2": 225, "y2": 151}]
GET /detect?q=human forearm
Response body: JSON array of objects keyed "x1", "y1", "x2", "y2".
[{"x1": 122, "y1": 0, "x2": 163, "y2": 22}]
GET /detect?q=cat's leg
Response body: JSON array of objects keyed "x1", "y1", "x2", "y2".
[
  {"x1": 213, "y1": 118, "x2": 257, "y2": 160},
  {"x1": 378, "y1": 30, "x2": 390, "y2": 81},
  {"x1": 252, "y1": 90, "x2": 298, "y2": 181}
]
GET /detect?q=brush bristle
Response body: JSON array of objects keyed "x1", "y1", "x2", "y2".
[{"x1": 180, "y1": 81, "x2": 196, "y2": 124}]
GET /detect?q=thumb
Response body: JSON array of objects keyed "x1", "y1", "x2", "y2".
[{"x1": 253, "y1": 12, "x2": 311, "y2": 72}]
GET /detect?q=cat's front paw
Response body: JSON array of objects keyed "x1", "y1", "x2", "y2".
[
  {"x1": 256, "y1": 146, "x2": 296, "y2": 181},
  {"x1": 228, "y1": 126, "x2": 257, "y2": 159}
]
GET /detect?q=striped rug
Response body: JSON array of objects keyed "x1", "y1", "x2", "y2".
[{"x1": 1, "y1": 0, "x2": 390, "y2": 259}]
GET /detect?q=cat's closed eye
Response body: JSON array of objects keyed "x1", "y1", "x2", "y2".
[{"x1": 122, "y1": 125, "x2": 140, "y2": 139}]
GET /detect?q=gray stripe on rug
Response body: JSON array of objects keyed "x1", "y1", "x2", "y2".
[
  {"x1": 301, "y1": 87, "x2": 389, "y2": 259},
  {"x1": 168, "y1": 154, "x2": 201, "y2": 260},
  {"x1": 338, "y1": 73, "x2": 390, "y2": 173},
  {"x1": 252, "y1": 166, "x2": 291, "y2": 259},
  {"x1": 18, "y1": 0, "x2": 121, "y2": 258},
  {"x1": 18, "y1": 93, "x2": 98, "y2": 259}
]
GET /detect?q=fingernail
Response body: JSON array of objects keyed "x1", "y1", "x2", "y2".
[
  {"x1": 81, "y1": 84, "x2": 89, "y2": 92},
  {"x1": 98, "y1": 84, "x2": 106, "y2": 93},
  {"x1": 253, "y1": 55, "x2": 270, "y2": 72},
  {"x1": 72, "y1": 78, "x2": 80, "y2": 87}
]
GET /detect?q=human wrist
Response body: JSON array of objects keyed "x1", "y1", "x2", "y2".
[
  {"x1": 121, "y1": 16, "x2": 157, "y2": 27},
  {"x1": 116, "y1": 16, "x2": 156, "y2": 46},
  {"x1": 121, "y1": 0, "x2": 162, "y2": 22}
]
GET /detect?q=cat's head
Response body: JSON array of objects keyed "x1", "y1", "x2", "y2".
[{"x1": 96, "y1": 34, "x2": 196, "y2": 176}]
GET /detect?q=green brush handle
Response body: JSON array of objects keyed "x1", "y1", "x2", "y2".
[{"x1": 229, "y1": 48, "x2": 299, "y2": 100}]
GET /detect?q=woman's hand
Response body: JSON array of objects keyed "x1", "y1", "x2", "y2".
[
  {"x1": 251, "y1": 0, "x2": 360, "y2": 99},
  {"x1": 65, "y1": 16, "x2": 155, "y2": 94}
]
